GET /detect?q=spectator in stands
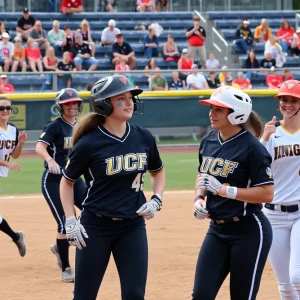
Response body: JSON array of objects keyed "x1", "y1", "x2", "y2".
[
  {"x1": 0, "y1": 22, "x2": 9, "y2": 41},
  {"x1": 16, "y1": 8, "x2": 36, "y2": 41},
  {"x1": 291, "y1": 28, "x2": 300, "y2": 58},
  {"x1": 254, "y1": 19, "x2": 272, "y2": 43},
  {"x1": 112, "y1": 33, "x2": 136, "y2": 70},
  {"x1": 41, "y1": 47, "x2": 58, "y2": 92},
  {"x1": 25, "y1": 38, "x2": 44, "y2": 76},
  {"x1": 144, "y1": 28, "x2": 159, "y2": 58},
  {"x1": 206, "y1": 52, "x2": 220, "y2": 70},
  {"x1": 47, "y1": 0, "x2": 56, "y2": 12},
  {"x1": 48, "y1": 20, "x2": 64, "y2": 57},
  {"x1": 56, "y1": 51, "x2": 76, "y2": 90},
  {"x1": 235, "y1": 19, "x2": 255, "y2": 54},
  {"x1": 169, "y1": 72, "x2": 184, "y2": 90},
  {"x1": 136, "y1": 0, "x2": 155, "y2": 12},
  {"x1": 115, "y1": 57, "x2": 130, "y2": 74},
  {"x1": 223, "y1": 76, "x2": 240, "y2": 89},
  {"x1": 11, "y1": 36, "x2": 27, "y2": 73},
  {"x1": 277, "y1": 20, "x2": 295, "y2": 56},
  {"x1": 206, "y1": 71, "x2": 220, "y2": 89},
  {"x1": 0, "y1": 75, "x2": 14, "y2": 93},
  {"x1": 144, "y1": 57, "x2": 156, "y2": 87},
  {"x1": 29, "y1": 20, "x2": 50, "y2": 52},
  {"x1": 102, "y1": 0, "x2": 117, "y2": 12},
  {"x1": 156, "y1": 0, "x2": 168, "y2": 12},
  {"x1": 0, "y1": 33, "x2": 13, "y2": 72},
  {"x1": 186, "y1": 64, "x2": 208, "y2": 90},
  {"x1": 101, "y1": 19, "x2": 120, "y2": 46},
  {"x1": 60, "y1": 0, "x2": 83, "y2": 14},
  {"x1": 73, "y1": 34, "x2": 98, "y2": 71},
  {"x1": 76, "y1": 19, "x2": 96, "y2": 58},
  {"x1": 218, "y1": 65, "x2": 231, "y2": 84},
  {"x1": 266, "y1": 66, "x2": 283, "y2": 89},
  {"x1": 260, "y1": 50, "x2": 276, "y2": 72},
  {"x1": 151, "y1": 67, "x2": 168, "y2": 91},
  {"x1": 282, "y1": 68, "x2": 294, "y2": 82},
  {"x1": 265, "y1": 35, "x2": 285, "y2": 67},
  {"x1": 178, "y1": 48, "x2": 193, "y2": 88},
  {"x1": 62, "y1": 26, "x2": 75, "y2": 56},
  {"x1": 163, "y1": 34, "x2": 180, "y2": 63},
  {"x1": 244, "y1": 50, "x2": 260, "y2": 80},
  {"x1": 186, "y1": 14, "x2": 206, "y2": 68},
  {"x1": 233, "y1": 72, "x2": 252, "y2": 89}
]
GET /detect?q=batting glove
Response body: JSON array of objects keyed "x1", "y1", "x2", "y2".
[
  {"x1": 136, "y1": 195, "x2": 162, "y2": 220},
  {"x1": 194, "y1": 200, "x2": 209, "y2": 220},
  {"x1": 47, "y1": 158, "x2": 61, "y2": 175},
  {"x1": 198, "y1": 173, "x2": 237, "y2": 199},
  {"x1": 65, "y1": 216, "x2": 88, "y2": 250}
]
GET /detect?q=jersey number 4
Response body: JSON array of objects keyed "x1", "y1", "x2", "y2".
[{"x1": 132, "y1": 173, "x2": 145, "y2": 192}]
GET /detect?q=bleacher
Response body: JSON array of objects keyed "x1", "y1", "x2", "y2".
[
  {"x1": 0, "y1": 12, "x2": 193, "y2": 92},
  {"x1": 208, "y1": 10, "x2": 300, "y2": 87}
]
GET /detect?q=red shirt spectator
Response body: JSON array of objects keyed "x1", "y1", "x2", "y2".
[
  {"x1": 0, "y1": 75, "x2": 14, "y2": 93},
  {"x1": 61, "y1": 0, "x2": 83, "y2": 14},
  {"x1": 282, "y1": 69, "x2": 294, "y2": 81},
  {"x1": 233, "y1": 72, "x2": 252, "y2": 89},
  {"x1": 277, "y1": 20, "x2": 295, "y2": 46},
  {"x1": 25, "y1": 46, "x2": 41, "y2": 60},
  {"x1": 186, "y1": 16, "x2": 206, "y2": 47},
  {"x1": 266, "y1": 67, "x2": 283, "y2": 89}
]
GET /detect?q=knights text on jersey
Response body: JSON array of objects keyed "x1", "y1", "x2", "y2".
[
  {"x1": 198, "y1": 129, "x2": 273, "y2": 219},
  {"x1": 260, "y1": 122, "x2": 300, "y2": 205},
  {"x1": 37, "y1": 117, "x2": 75, "y2": 169},
  {"x1": 0, "y1": 122, "x2": 18, "y2": 177},
  {"x1": 62, "y1": 123, "x2": 164, "y2": 218}
]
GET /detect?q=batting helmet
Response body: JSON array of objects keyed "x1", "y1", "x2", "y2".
[
  {"x1": 55, "y1": 88, "x2": 83, "y2": 115},
  {"x1": 90, "y1": 75, "x2": 143, "y2": 117},
  {"x1": 274, "y1": 80, "x2": 300, "y2": 99},
  {"x1": 199, "y1": 86, "x2": 252, "y2": 125}
]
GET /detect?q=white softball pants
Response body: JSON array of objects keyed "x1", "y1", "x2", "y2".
[{"x1": 264, "y1": 208, "x2": 300, "y2": 300}]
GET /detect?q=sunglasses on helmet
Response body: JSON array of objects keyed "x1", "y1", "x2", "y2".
[{"x1": 0, "y1": 106, "x2": 12, "y2": 111}]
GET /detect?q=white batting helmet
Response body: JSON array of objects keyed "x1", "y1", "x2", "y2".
[{"x1": 199, "y1": 86, "x2": 252, "y2": 125}]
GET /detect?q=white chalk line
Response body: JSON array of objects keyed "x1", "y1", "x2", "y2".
[{"x1": 0, "y1": 190, "x2": 194, "y2": 200}]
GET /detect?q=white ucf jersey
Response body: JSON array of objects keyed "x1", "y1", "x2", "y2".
[
  {"x1": 260, "y1": 121, "x2": 300, "y2": 205},
  {"x1": 0, "y1": 123, "x2": 18, "y2": 177}
]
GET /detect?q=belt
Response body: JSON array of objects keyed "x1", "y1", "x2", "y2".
[
  {"x1": 96, "y1": 214, "x2": 138, "y2": 221},
  {"x1": 265, "y1": 203, "x2": 299, "y2": 213},
  {"x1": 212, "y1": 216, "x2": 240, "y2": 224}
]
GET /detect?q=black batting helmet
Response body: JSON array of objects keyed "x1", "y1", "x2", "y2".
[
  {"x1": 90, "y1": 75, "x2": 143, "y2": 117},
  {"x1": 55, "y1": 88, "x2": 83, "y2": 115}
]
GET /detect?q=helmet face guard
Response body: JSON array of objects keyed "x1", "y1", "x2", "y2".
[
  {"x1": 55, "y1": 88, "x2": 83, "y2": 116},
  {"x1": 90, "y1": 75, "x2": 143, "y2": 117}
]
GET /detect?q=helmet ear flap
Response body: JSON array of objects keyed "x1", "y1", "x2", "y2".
[{"x1": 93, "y1": 98, "x2": 113, "y2": 117}]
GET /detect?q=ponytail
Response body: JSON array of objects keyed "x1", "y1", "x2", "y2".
[
  {"x1": 72, "y1": 113, "x2": 105, "y2": 147},
  {"x1": 241, "y1": 110, "x2": 263, "y2": 139}
]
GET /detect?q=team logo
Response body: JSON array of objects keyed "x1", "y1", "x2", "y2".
[
  {"x1": 213, "y1": 87, "x2": 222, "y2": 96},
  {"x1": 40, "y1": 132, "x2": 46, "y2": 138},
  {"x1": 67, "y1": 90, "x2": 73, "y2": 96},
  {"x1": 287, "y1": 83, "x2": 295, "y2": 89},
  {"x1": 266, "y1": 167, "x2": 273, "y2": 178},
  {"x1": 119, "y1": 77, "x2": 127, "y2": 85}
]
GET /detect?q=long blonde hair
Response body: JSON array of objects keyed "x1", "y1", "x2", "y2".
[{"x1": 72, "y1": 112, "x2": 105, "y2": 146}]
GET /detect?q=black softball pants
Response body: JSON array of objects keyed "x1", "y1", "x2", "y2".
[
  {"x1": 41, "y1": 169, "x2": 85, "y2": 234},
  {"x1": 192, "y1": 211, "x2": 272, "y2": 300},
  {"x1": 73, "y1": 209, "x2": 148, "y2": 300}
]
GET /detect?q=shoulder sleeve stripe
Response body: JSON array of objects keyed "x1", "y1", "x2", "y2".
[
  {"x1": 62, "y1": 169, "x2": 76, "y2": 182},
  {"x1": 148, "y1": 164, "x2": 164, "y2": 173},
  {"x1": 253, "y1": 181, "x2": 274, "y2": 187},
  {"x1": 37, "y1": 139, "x2": 50, "y2": 146}
]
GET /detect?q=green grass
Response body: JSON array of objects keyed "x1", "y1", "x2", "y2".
[
  {"x1": 157, "y1": 138, "x2": 199, "y2": 145},
  {"x1": 0, "y1": 153, "x2": 198, "y2": 195}
]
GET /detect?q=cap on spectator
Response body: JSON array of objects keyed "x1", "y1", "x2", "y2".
[
  {"x1": 64, "y1": 26, "x2": 71, "y2": 30},
  {"x1": 23, "y1": 7, "x2": 29, "y2": 13},
  {"x1": 296, "y1": 28, "x2": 300, "y2": 34},
  {"x1": 116, "y1": 33, "x2": 123, "y2": 38},
  {"x1": 237, "y1": 71, "x2": 244, "y2": 76},
  {"x1": 270, "y1": 66, "x2": 276, "y2": 71},
  {"x1": 75, "y1": 33, "x2": 82, "y2": 39},
  {"x1": 1, "y1": 74, "x2": 7, "y2": 78},
  {"x1": 108, "y1": 19, "x2": 116, "y2": 26},
  {"x1": 221, "y1": 66, "x2": 228, "y2": 70},
  {"x1": 225, "y1": 76, "x2": 233, "y2": 82},
  {"x1": 2, "y1": 32, "x2": 9, "y2": 39},
  {"x1": 192, "y1": 64, "x2": 199, "y2": 68},
  {"x1": 182, "y1": 48, "x2": 188, "y2": 53},
  {"x1": 14, "y1": 36, "x2": 22, "y2": 42},
  {"x1": 243, "y1": 19, "x2": 250, "y2": 25}
]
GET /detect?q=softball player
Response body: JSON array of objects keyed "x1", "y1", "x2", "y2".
[
  {"x1": 0, "y1": 96, "x2": 27, "y2": 257},
  {"x1": 193, "y1": 86, "x2": 274, "y2": 300},
  {"x1": 261, "y1": 80, "x2": 300, "y2": 300},
  {"x1": 60, "y1": 75, "x2": 165, "y2": 300},
  {"x1": 35, "y1": 89, "x2": 86, "y2": 283}
]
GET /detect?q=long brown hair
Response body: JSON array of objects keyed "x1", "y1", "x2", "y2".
[
  {"x1": 240, "y1": 110, "x2": 263, "y2": 138},
  {"x1": 280, "y1": 20, "x2": 292, "y2": 30},
  {"x1": 72, "y1": 112, "x2": 105, "y2": 147}
]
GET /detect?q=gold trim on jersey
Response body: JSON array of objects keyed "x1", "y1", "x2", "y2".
[{"x1": 279, "y1": 120, "x2": 300, "y2": 135}]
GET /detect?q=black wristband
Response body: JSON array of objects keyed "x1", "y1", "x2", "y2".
[
  {"x1": 194, "y1": 195, "x2": 205, "y2": 202},
  {"x1": 151, "y1": 194, "x2": 162, "y2": 210}
]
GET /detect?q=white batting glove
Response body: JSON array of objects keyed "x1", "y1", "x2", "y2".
[
  {"x1": 198, "y1": 173, "x2": 222, "y2": 195},
  {"x1": 65, "y1": 216, "x2": 89, "y2": 250},
  {"x1": 194, "y1": 200, "x2": 209, "y2": 220},
  {"x1": 47, "y1": 158, "x2": 61, "y2": 175},
  {"x1": 136, "y1": 195, "x2": 162, "y2": 220}
]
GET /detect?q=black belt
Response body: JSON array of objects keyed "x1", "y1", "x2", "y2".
[
  {"x1": 265, "y1": 203, "x2": 299, "y2": 213},
  {"x1": 96, "y1": 214, "x2": 138, "y2": 221},
  {"x1": 212, "y1": 216, "x2": 240, "y2": 224}
]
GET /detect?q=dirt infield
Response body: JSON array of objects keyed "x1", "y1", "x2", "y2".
[{"x1": 0, "y1": 192, "x2": 278, "y2": 300}]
